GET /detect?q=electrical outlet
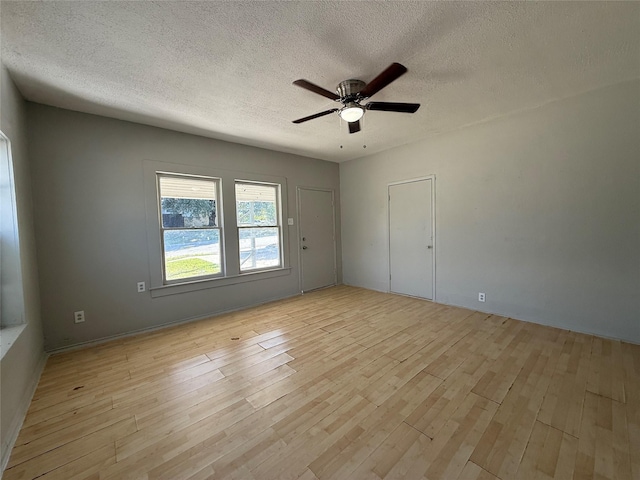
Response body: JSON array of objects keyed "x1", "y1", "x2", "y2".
[
  {"x1": 287, "y1": 218, "x2": 294, "y2": 226},
  {"x1": 137, "y1": 281, "x2": 146, "y2": 293},
  {"x1": 74, "y1": 310, "x2": 85, "y2": 323},
  {"x1": 478, "y1": 293, "x2": 486, "y2": 302}
]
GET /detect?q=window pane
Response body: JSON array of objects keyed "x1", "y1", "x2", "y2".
[
  {"x1": 163, "y1": 229, "x2": 221, "y2": 281},
  {"x1": 160, "y1": 176, "x2": 217, "y2": 227},
  {"x1": 239, "y1": 227, "x2": 280, "y2": 271},
  {"x1": 235, "y1": 183, "x2": 277, "y2": 226}
]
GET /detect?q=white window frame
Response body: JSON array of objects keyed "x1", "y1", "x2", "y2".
[
  {"x1": 143, "y1": 160, "x2": 291, "y2": 298},
  {"x1": 235, "y1": 181, "x2": 283, "y2": 273},
  {"x1": 1, "y1": 130, "x2": 27, "y2": 360},
  {"x1": 157, "y1": 173, "x2": 224, "y2": 284}
]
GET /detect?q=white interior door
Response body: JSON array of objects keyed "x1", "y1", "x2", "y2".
[
  {"x1": 389, "y1": 178, "x2": 434, "y2": 299},
  {"x1": 298, "y1": 188, "x2": 336, "y2": 292}
]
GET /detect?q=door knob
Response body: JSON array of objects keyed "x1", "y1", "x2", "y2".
[{"x1": 302, "y1": 246, "x2": 308, "y2": 250}]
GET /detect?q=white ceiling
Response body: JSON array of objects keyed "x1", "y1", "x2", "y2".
[{"x1": 1, "y1": 1, "x2": 639, "y2": 162}]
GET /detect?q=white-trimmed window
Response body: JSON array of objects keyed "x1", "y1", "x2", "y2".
[
  {"x1": 235, "y1": 181, "x2": 282, "y2": 272},
  {"x1": 145, "y1": 160, "x2": 290, "y2": 296},
  {"x1": 1, "y1": 131, "x2": 26, "y2": 331},
  {"x1": 158, "y1": 174, "x2": 222, "y2": 283}
]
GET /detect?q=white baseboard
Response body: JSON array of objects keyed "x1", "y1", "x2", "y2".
[
  {"x1": 47, "y1": 291, "x2": 302, "y2": 355},
  {"x1": 1, "y1": 351, "x2": 48, "y2": 477}
]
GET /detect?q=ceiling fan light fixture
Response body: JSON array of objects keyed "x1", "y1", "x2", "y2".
[{"x1": 339, "y1": 103, "x2": 364, "y2": 123}]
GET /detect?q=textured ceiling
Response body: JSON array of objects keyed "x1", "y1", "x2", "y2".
[{"x1": 1, "y1": 1, "x2": 639, "y2": 162}]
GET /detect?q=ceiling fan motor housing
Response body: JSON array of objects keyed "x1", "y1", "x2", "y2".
[{"x1": 336, "y1": 79, "x2": 366, "y2": 101}]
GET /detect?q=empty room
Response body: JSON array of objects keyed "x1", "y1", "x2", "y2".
[{"x1": 1, "y1": 1, "x2": 638, "y2": 479}]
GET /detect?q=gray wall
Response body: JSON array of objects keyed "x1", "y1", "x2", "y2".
[
  {"x1": 27, "y1": 104, "x2": 341, "y2": 351},
  {"x1": 341, "y1": 80, "x2": 640, "y2": 344},
  {"x1": 0, "y1": 67, "x2": 46, "y2": 467}
]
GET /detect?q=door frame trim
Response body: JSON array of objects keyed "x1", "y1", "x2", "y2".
[
  {"x1": 296, "y1": 186, "x2": 337, "y2": 293},
  {"x1": 387, "y1": 175, "x2": 436, "y2": 301}
]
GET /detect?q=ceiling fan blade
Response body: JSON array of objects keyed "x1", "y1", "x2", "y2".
[
  {"x1": 293, "y1": 79, "x2": 340, "y2": 101},
  {"x1": 348, "y1": 120, "x2": 361, "y2": 134},
  {"x1": 359, "y1": 63, "x2": 408, "y2": 98},
  {"x1": 365, "y1": 102, "x2": 420, "y2": 113},
  {"x1": 292, "y1": 109, "x2": 339, "y2": 124}
]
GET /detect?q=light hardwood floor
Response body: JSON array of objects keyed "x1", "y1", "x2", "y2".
[{"x1": 4, "y1": 286, "x2": 639, "y2": 479}]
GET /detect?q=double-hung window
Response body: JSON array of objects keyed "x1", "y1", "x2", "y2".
[
  {"x1": 158, "y1": 174, "x2": 222, "y2": 283},
  {"x1": 235, "y1": 181, "x2": 282, "y2": 272},
  {"x1": 147, "y1": 161, "x2": 289, "y2": 295}
]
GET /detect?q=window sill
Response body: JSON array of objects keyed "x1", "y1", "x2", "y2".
[
  {"x1": 149, "y1": 266, "x2": 292, "y2": 298},
  {"x1": 0, "y1": 324, "x2": 27, "y2": 361}
]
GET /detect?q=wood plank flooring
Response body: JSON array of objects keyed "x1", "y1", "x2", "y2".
[{"x1": 4, "y1": 286, "x2": 639, "y2": 479}]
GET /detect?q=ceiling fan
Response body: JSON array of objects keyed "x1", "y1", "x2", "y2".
[{"x1": 292, "y1": 63, "x2": 420, "y2": 134}]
